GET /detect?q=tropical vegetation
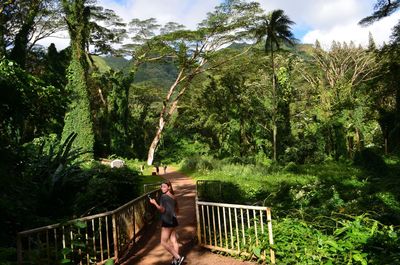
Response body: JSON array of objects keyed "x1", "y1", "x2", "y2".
[{"x1": 0, "y1": 0, "x2": 399, "y2": 264}]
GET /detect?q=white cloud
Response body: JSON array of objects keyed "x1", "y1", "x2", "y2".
[
  {"x1": 98, "y1": 0, "x2": 220, "y2": 29},
  {"x1": 257, "y1": 0, "x2": 399, "y2": 47},
  {"x1": 36, "y1": 31, "x2": 70, "y2": 51},
  {"x1": 302, "y1": 11, "x2": 399, "y2": 48},
  {"x1": 37, "y1": 0, "x2": 400, "y2": 51}
]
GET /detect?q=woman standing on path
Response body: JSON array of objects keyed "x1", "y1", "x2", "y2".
[{"x1": 149, "y1": 181, "x2": 185, "y2": 265}]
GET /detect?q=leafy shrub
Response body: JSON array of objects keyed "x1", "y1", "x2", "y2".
[
  {"x1": 180, "y1": 156, "x2": 214, "y2": 172},
  {"x1": 273, "y1": 215, "x2": 400, "y2": 265},
  {"x1": 283, "y1": 161, "x2": 298, "y2": 173},
  {"x1": 74, "y1": 165, "x2": 141, "y2": 215}
]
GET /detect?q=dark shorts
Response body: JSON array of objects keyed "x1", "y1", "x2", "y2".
[{"x1": 161, "y1": 216, "x2": 178, "y2": 228}]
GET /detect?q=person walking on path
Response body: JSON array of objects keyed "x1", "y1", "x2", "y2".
[{"x1": 149, "y1": 181, "x2": 185, "y2": 265}]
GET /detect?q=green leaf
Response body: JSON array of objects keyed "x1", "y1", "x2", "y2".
[
  {"x1": 253, "y1": 247, "x2": 261, "y2": 258},
  {"x1": 104, "y1": 258, "x2": 115, "y2": 265},
  {"x1": 352, "y1": 253, "x2": 367, "y2": 265}
]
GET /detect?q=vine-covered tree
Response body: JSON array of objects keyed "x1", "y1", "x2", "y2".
[{"x1": 61, "y1": 0, "x2": 95, "y2": 158}]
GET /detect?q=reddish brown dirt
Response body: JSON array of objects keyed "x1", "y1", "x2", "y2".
[{"x1": 118, "y1": 168, "x2": 256, "y2": 265}]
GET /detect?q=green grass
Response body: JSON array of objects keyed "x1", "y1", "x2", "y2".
[
  {"x1": 180, "y1": 156, "x2": 400, "y2": 264},
  {"x1": 180, "y1": 156, "x2": 400, "y2": 220}
]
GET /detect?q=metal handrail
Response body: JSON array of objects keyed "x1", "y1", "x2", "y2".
[
  {"x1": 17, "y1": 189, "x2": 161, "y2": 265},
  {"x1": 195, "y1": 180, "x2": 275, "y2": 264}
]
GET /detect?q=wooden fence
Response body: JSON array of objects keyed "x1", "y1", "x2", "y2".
[
  {"x1": 17, "y1": 189, "x2": 161, "y2": 265},
  {"x1": 195, "y1": 195, "x2": 275, "y2": 264}
]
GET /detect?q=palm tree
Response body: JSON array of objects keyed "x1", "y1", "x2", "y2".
[{"x1": 253, "y1": 9, "x2": 296, "y2": 161}]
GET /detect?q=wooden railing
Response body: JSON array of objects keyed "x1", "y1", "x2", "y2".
[
  {"x1": 195, "y1": 196, "x2": 275, "y2": 264},
  {"x1": 17, "y1": 189, "x2": 161, "y2": 265}
]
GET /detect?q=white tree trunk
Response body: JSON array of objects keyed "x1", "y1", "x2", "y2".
[{"x1": 147, "y1": 117, "x2": 165, "y2": 165}]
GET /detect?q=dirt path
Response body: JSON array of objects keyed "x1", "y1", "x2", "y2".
[{"x1": 119, "y1": 168, "x2": 256, "y2": 265}]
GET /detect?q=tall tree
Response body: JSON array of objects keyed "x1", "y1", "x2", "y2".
[
  {"x1": 299, "y1": 42, "x2": 379, "y2": 158},
  {"x1": 144, "y1": 0, "x2": 263, "y2": 165},
  {"x1": 61, "y1": 0, "x2": 94, "y2": 158},
  {"x1": 1, "y1": 0, "x2": 64, "y2": 68},
  {"x1": 252, "y1": 9, "x2": 296, "y2": 161},
  {"x1": 359, "y1": 0, "x2": 399, "y2": 26}
]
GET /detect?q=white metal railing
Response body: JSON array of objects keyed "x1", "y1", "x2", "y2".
[
  {"x1": 195, "y1": 200, "x2": 275, "y2": 264},
  {"x1": 17, "y1": 189, "x2": 161, "y2": 265}
]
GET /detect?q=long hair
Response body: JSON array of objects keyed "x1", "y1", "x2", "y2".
[{"x1": 163, "y1": 180, "x2": 175, "y2": 195}]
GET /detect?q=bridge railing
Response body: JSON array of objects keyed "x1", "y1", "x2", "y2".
[
  {"x1": 195, "y1": 181, "x2": 275, "y2": 264},
  {"x1": 17, "y1": 189, "x2": 161, "y2": 265}
]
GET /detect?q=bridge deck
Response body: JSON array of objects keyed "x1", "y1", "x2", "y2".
[{"x1": 117, "y1": 169, "x2": 256, "y2": 265}]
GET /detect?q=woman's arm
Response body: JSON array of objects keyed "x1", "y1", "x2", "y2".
[{"x1": 149, "y1": 198, "x2": 165, "y2": 213}]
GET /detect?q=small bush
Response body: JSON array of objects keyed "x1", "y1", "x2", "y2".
[
  {"x1": 283, "y1": 161, "x2": 298, "y2": 173},
  {"x1": 180, "y1": 156, "x2": 214, "y2": 172}
]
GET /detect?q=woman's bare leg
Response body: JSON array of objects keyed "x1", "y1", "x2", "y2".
[
  {"x1": 170, "y1": 229, "x2": 179, "y2": 254},
  {"x1": 161, "y1": 227, "x2": 180, "y2": 259}
]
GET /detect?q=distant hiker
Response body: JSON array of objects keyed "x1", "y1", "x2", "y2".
[
  {"x1": 154, "y1": 162, "x2": 160, "y2": 175},
  {"x1": 149, "y1": 181, "x2": 185, "y2": 265},
  {"x1": 163, "y1": 165, "x2": 168, "y2": 174}
]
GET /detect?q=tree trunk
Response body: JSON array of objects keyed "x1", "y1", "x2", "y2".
[
  {"x1": 147, "y1": 117, "x2": 165, "y2": 165},
  {"x1": 146, "y1": 69, "x2": 186, "y2": 165},
  {"x1": 271, "y1": 45, "x2": 277, "y2": 161},
  {"x1": 9, "y1": 0, "x2": 40, "y2": 68}
]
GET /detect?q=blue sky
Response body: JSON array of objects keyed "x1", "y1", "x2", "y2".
[{"x1": 39, "y1": 0, "x2": 400, "y2": 50}]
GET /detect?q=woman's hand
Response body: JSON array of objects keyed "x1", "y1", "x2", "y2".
[{"x1": 149, "y1": 198, "x2": 156, "y2": 205}]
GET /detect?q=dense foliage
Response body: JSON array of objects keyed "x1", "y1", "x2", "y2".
[
  {"x1": 182, "y1": 155, "x2": 400, "y2": 263},
  {"x1": 1, "y1": 0, "x2": 400, "y2": 263}
]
